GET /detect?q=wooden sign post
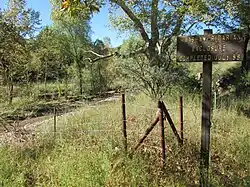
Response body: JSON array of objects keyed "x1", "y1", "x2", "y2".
[
  {"x1": 200, "y1": 29, "x2": 213, "y2": 186},
  {"x1": 177, "y1": 30, "x2": 245, "y2": 186}
]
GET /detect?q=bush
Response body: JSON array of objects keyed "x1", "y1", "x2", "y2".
[
  {"x1": 235, "y1": 72, "x2": 250, "y2": 97},
  {"x1": 216, "y1": 64, "x2": 250, "y2": 97}
]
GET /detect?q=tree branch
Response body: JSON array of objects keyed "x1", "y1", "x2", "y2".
[
  {"x1": 161, "y1": 12, "x2": 185, "y2": 52},
  {"x1": 82, "y1": 52, "x2": 115, "y2": 63},
  {"x1": 81, "y1": 50, "x2": 106, "y2": 58},
  {"x1": 111, "y1": 0, "x2": 149, "y2": 42},
  {"x1": 92, "y1": 53, "x2": 114, "y2": 63},
  {"x1": 172, "y1": 13, "x2": 185, "y2": 36},
  {"x1": 185, "y1": 21, "x2": 199, "y2": 34}
]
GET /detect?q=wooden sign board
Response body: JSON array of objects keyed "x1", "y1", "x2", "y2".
[{"x1": 177, "y1": 33, "x2": 245, "y2": 62}]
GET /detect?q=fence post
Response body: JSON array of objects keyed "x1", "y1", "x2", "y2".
[
  {"x1": 54, "y1": 106, "x2": 57, "y2": 137},
  {"x1": 179, "y1": 96, "x2": 184, "y2": 145},
  {"x1": 159, "y1": 101, "x2": 166, "y2": 169},
  {"x1": 122, "y1": 93, "x2": 127, "y2": 152}
]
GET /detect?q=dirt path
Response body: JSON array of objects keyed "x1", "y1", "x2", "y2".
[{"x1": 0, "y1": 94, "x2": 121, "y2": 146}]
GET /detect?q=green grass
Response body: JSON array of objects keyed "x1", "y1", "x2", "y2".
[{"x1": 0, "y1": 92, "x2": 249, "y2": 186}]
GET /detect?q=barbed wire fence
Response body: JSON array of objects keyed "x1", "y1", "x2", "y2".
[{"x1": 1, "y1": 93, "x2": 186, "y2": 169}]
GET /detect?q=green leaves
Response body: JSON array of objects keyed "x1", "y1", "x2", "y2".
[{"x1": 51, "y1": 0, "x2": 103, "y2": 20}]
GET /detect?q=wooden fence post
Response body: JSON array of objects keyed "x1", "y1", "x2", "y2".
[
  {"x1": 179, "y1": 96, "x2": 184, "y2": 145},
  {"x1": 122, "y1": 93, "x2": 127, "y2": 152}
]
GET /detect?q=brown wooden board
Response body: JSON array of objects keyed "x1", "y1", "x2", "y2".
[{"x1": 177, "y1": 33, "x2": 245, "y2": 62}]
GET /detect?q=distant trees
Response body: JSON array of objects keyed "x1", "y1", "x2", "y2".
[
  {"x1": 54, "y1": 17, "x2": 92, "y2": 95},
  {"x1": 51, "y1": 0, "x2": 115, "y2": 95},
  {"x1": 32, "y1": 26, "x2": 66, "y2": 84},
  {"x1": 0, "y1": 1, "x2": 116, "y2": 105}
]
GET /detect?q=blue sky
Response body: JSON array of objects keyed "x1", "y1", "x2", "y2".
[
  {"x1": 0, "y1": 0, "x2": 125, "y2": 47},
  {"x1": 0, "y1": 0, "x2": 222, "y2": 47}
]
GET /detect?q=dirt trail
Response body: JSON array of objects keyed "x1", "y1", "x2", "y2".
[{"x1": 0, "y1": 95, "x2": 120, "y2": 146}]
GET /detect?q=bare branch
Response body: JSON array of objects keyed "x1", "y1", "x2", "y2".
[
  {"x1": 81, "y1": 50, "x2": 106, "y2": 58},
  {"x1": 92, "y1": 53, "x2": 114, "y2": 63},
  {"x1": 185, "y1": 21, "x2": 199, "y2": 34},
  {"x1": 82, "y1": 53, "x2": 115, "y2": 63}
]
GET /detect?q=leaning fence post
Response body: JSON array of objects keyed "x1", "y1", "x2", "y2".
[
  {"x1": 122, "y1": 93, "x2": 127, "y2": 152},
  {"x1": 179, "y1": 96, "x2": 184, "y2": 145},
  {"x1": 162, "y1": 102, "x2": 182, "y2": 145},
  {"x1": 54, "y1": 106, "x2": 57, "y2": 137},
  {"x1": 134, "y1": 117, "x2": 159, "y2": 151},
  {"x1": 159, "y1": 101, "x2": 166, "y2": 169}
]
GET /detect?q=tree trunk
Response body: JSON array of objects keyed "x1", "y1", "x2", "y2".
[
  {"x1": 64, "y1": 71, "x2": 68, "y2": 99},
  {"x1": 77, "y1": 63, "x2": 83, "y2": 95},
  {"x1": 236, "y1": 33, "x2": 249, "y2": 97},
  {"x1": 44, "y1": 61, "x2": 47, "y2": 90},
  {"x1": 5, "y1": 70, "x2": 13, "y2": 105},
  {"x1": 8, "y1": 81, "x2": 13, "y2": 105},
  {"x1": 90, "y1": 64, "x2": 94, "y2": 92},
  {"x1": 242, "y1": 34, "x2": 249, "y2": 73}
]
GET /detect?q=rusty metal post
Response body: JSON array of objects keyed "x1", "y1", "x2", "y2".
[
  {"x1": 54, "y1": 106, "x2": 57, "y2": 137},
  {"x1": 122, "y1": 93, "x2": 127, "y2": 152},
  {"x1": 179, "y1": 96, "x2": 184, "y2": 145},
  {"x1": 200, "y1": 29, "x2": 213, "y2": 187},
  {"x1": 159, "y1": 101, "x2": 166, "y2": 169}
]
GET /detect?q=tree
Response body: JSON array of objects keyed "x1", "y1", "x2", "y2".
[
  {"x1": 116, "y1": 36, "x2": 190, "y2": 98},
  {"x1": 58, "y1": 0, "x2": 221, "y2": 98},
  {"x1": 0, "y1": 15, "x2": 27, "y2": 104},
  {"x1": 88, "y1": 39, "x2": 110, "y2": 93},
  {"x1": 208, "y1": 0, "x2": 250, "y2": 73},
  {"x1": 103, "y1": 37, "x2": 112, "y2": 48},
  {"x1": 61, "y1": 0, "x2": 220, "y2": 61},
  {"x1": 4, "y1": 0, "x2": 41, "y2": 38},
  {"x1": 0, "y1": 1, "x2": 40, "y2": 104}
]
